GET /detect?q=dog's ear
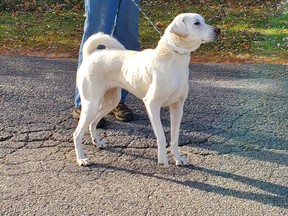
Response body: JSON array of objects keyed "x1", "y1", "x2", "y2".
[{"x1": 170, "y1": 17, "x2": 188, "y2": 38}]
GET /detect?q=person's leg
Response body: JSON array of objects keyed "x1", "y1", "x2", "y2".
[
  {"x1": 74, "y1": 0, "x2": 139, "y2": 122},
  {"x1": 113, "y1": 0, "x2": 141, "y2": 51},
  {"x1": 110, "y1": 0, "x2": 141, "y2": 121},
  {"x1": 120, "y1": 89, "x2": 128, "y2": 104},
  {"x1": 74, "y1": 0, "x2": 119, "y2": 109},
  {"x1": 113, "y1": 0, "x2": 140, "y2": 105}
]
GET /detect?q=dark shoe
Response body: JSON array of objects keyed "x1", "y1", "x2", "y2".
[
  {"x1": 72, "y1": 108, "x2": 106, "y2": 128},
  {"x1": 111, "y1": 103, "x2": 134, "y2": 122}
]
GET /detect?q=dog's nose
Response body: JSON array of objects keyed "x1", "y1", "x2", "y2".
[{"x1": 214, "y1": 27, "x2": 221, "y2": 35}]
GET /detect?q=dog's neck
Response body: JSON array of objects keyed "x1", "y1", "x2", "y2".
[{"x1": 161, "y1": 33, "x2": 192, "y2": 55}]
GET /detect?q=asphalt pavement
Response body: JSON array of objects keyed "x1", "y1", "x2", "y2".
[{"x1": 0, "y1": 55, "x2": 287, "y2": 215}]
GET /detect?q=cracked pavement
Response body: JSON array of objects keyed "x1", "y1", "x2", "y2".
[{"x1": 0, "y1": 55, "x2": 287, "y2": 215}]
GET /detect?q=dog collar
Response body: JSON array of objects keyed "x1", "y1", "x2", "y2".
[{"x1": 162, "y1": 35, "x2": 192, "y2": 55}]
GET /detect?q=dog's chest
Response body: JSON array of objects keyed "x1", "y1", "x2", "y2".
[{"x1": 161, "y1": 71, "x2": 189, "y2": 106}]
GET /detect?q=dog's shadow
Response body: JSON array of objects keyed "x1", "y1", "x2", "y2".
[{"x1": 87, "y1": 149, "x2": 288, "y2": 209}]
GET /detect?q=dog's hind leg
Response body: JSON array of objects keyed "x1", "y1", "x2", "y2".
[
  {"x1": 89, "y1": 88, "x2": 121, "y2": 148},
  {"x1": 169, "y1": 100, "x2": 188, "y2": 166},
  {"x1": 73, "y1": 101, "x2": 100, "y2": 166}
]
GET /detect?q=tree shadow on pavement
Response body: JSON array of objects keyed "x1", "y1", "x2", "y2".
[{"x1": 183, "y1": 63, "x2": 288, "y2": 165}]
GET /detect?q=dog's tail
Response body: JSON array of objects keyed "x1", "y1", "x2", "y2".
[{"x1": 82, "y1": 32, "x2": 126, "y2": 59}]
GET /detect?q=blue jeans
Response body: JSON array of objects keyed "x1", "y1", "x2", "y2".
[{"x1": 74, "y1": 0, "x2": 141, "y2": 108}]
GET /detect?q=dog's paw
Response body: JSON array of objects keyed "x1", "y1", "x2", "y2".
[
  {"x1": 175, "y1": 155, "x2": 189, "y2": 166},
  {"x1": 158, "y1": 157, "x2": 169, "y2": 167},
  {"x1": 93, "y1": 139, "x2": 107, "y2": 149},
  {"x1": 77, "y1": 158, "x2": 91, "y2": 166}
]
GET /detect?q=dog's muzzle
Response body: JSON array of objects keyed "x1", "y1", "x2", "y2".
[{"x1": 214, "y1": 27, "x2": 221, "y2": 39}]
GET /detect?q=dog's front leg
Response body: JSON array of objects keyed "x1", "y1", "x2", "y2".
[
  {"x1": 144, "y1": 99, "x2": 169, "y2": 167},
  {"x1": 169, "y1": 100, "x2": 188, "y2": 166}
]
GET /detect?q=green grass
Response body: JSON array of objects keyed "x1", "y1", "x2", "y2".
[
  {"x1": 253, "y1": 13, "x2": 287, "y2": 56},
  {"x1": 0, "y1": 1, "x2": 287, "y2": 63},
  {"x1": 0, "y1": 11, "x2": 83, "y2": 55}
]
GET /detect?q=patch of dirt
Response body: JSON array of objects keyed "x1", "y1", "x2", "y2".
[{"x1": 0, "y1": 48, "x2": 286, "y2": 64}]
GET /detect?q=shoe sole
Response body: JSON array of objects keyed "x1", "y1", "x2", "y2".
[{"x1": 112, "y1": 113, "x2": 134, "y2": 122}]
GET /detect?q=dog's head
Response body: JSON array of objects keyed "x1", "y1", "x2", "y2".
[{"x1": 166, "y1": 13, "x2": 220, "y2": 52}]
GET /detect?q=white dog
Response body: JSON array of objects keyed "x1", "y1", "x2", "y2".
[{"x1": 73, "y1": 13, "x2": 220, "y2": 167}]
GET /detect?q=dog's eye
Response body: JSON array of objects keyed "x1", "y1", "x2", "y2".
[{"x1": 194, "y1": 22, "x2": 200, "y2": 25}]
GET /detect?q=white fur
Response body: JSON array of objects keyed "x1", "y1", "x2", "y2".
[{"x1": 73, "y1": 13, "x2": 220, "y2": 167}]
